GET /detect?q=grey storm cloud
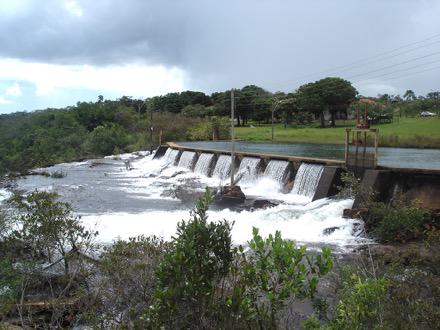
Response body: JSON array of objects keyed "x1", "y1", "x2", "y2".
[{"x1": 1, "y1": 0, "x2": 440, "y2": 94}]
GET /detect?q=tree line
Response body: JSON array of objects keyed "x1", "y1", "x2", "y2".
[{"x1": 1, "y1": 76, "x2": 438, "y2": 175}]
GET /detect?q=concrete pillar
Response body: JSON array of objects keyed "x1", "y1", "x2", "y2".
[
  {"x1": 352, "y1": 169, "x2": 393, "y2": 209},
  {"x1": 312, "y1": 166, "x2": 343, "y2": 201},
  {"x1": 153, "y1": 145, "x2": 168, "y2": 159}
]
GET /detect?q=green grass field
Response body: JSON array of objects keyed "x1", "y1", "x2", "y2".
[{"x1": 235, "y1": 117, "x2": 440, "y2": 148}]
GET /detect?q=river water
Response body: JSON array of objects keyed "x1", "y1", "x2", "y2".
[
  {"x1": 0, "y1": 150, "x2": 369, "y2": 252},
  {"x1": 178, "y1": 141, "x2": 440, "y2": 170}
]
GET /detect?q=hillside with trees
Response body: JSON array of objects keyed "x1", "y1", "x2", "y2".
[{"x1": 1, "y1": 77, "x2": 439, "y2": 176}]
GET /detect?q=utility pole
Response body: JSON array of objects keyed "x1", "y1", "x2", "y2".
[
  {"x1": 436, "y1": 90, "x2": 439, "y2": 118},
  {"x1": 150, "y1": 104, "x2": 154, "y2": 153},
  {"x1": 430, "y1": 89, "x2": 439, "y2": 118},
  {"x1": 271, "y1": 102, "x2": 275, "y2": 144},
  {"x1": 271, "y1": 100, "x2": 285, "y2": 144},
  {"x1": 230, "y1": 89, "x2": 235, "y2": 187}
]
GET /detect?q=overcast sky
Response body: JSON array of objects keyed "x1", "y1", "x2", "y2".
[{"x1": 0, "y1": 0, "x2": 440, "y2": 113}]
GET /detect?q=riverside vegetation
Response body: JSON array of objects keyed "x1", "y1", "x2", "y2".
[
  {"x1": 1, "y1": 79, "x2": 439, "y2": 328},
  {"x1": 0, "y1": 184, "x2": 439, "y2": 329}
]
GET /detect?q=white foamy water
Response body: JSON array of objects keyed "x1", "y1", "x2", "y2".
[
  {"x1": 291, "y1": 163, "x2": 325, "y2": 198},
  {"x1": 194, "y1": 153, "x2": 215, "y2": 176},
  {"x1": 80, "y1": 198, "x2": 362, "y2": 248},
  {"x1": 236, "y1": 157, "x2": 262, "y2": 183},
  {"x1": 12, "y1": 149, "x2": 368, "y2": 250},
  {"x1": 212, "y1": 155, "x2": 232, "y2": 180},
  {"x1": 264, "y1": 160, "x2": 290, "y2": 183},
  {"x1": 177, "y1": 151, "x2": 197, "y2": 169},
  {"x1": 0, "y1": 189, "x2": 11, "y2": 204}
]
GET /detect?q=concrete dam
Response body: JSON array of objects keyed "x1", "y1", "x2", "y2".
[{"x1": 155, "y1": 142, "x2": 440, "y2": 210}]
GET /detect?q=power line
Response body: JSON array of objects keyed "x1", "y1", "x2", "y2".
[
  {"x1": 332, "y1": 40, "x2": 440, "y2": 75},
  {"x1": 265, "y1": 33, "x2": 440, "y2": 90},
  {"x1": 371, "y1": 65, "x2": 440, "y2": 82},
  {"x1": 354, "y1": 58, "x2": 440, "y2": 82},
  {"x1": 346, "y1": 51, "x2": 440, "y2": 79}
]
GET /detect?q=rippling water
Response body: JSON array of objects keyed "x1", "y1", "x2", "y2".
[{"x1": 1, "y1": 150, "x2": 370, "y2": 251}]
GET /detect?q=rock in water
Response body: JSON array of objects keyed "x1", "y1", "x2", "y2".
[
  {"x1": 251, "y1": 199, "x2": 278, "y2": 210},
  {"x1": 323, "y1": 226, "x2": 340, "y2": 235},
  {"x1": 214, "y1": 185, "x2": 246, "y2": 206}
]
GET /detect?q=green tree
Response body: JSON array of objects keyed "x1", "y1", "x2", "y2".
[
  {"x1": 150, "y1": 189, "x2": 234, "y2": 328},
  {"x1": 298, "y1": 77, "x2": 357, "y2": 127},
  {"x1": 85, "y1": 123, "x2": 131, "y2": 156},
  {"x1": 235, "y1": 85, "x2": 271, "y2": 126},
  {"x1": 403, "y1": 89, "x2": 416, "y2": 101},
  {"x1": 11, "y1": 190, "x2": 97, "y2": 275}
]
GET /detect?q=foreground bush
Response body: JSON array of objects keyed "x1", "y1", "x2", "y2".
[
  {"x1": 1, "y1": 190, "x2": 98, "y2": 328},
  {"x1": 86, "y1": 236, "x2": 169, "y2": 328},
  {"x1": 149, "y1": 190, "x2": 234, "y2": 328},
  {"x1": 364, "y1": 201, "x2": 430, "y2": 243},
  {"x1": 147, "y1": 188, "x2": 334, "y2": 329}
]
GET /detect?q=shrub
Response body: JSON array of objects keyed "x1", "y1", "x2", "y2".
[
  {"x1": 364, "y1": 201, "x2": 429, "y2": 243},
  {"x1": 2, "y1": 191, "x2": 98, "y2": 328},
  {"x1": 188, "y1": 116, "x2": 230, "y2": 140},
  {"x1": 148, "y1": 188, "x2": 334, "y2": 329},
  {"x1": 0, "y1": 207, "x2": 10, "y2": 241},
  {"x1": 50, "y1": 170, "x2": 66, "y2": 178},
  {"x1": 149, "y1": 189, "x2": 234, "y2": 328},
  {"x1": 89, "y1": 236, "x2": 169, "y2": 328},
  {"x1": 337, "y1": 170, "x2": 362, "y2": 200},
  {"x1": 232, "y1": 228, "x2": 334, "y2": 328},
  {"x1": 337, "y1": 169, "x2": 374, "y2": 206},
  {"x1": 10, "y1": 190, "x2": 98, "y2": 274},
  {"x1": 330, "y1": 275, "x2": 389, "y2": 330}
]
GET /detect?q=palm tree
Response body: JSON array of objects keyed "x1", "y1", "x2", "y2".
[{"x1": 403, "y1": 90, "x2": 416, "y2": 101}]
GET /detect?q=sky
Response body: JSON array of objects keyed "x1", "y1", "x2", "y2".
[{"x1": 0, "y1": 0, "x2": 440, "y2": 114}]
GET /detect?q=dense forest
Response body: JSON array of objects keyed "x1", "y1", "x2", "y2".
[{"x1": 0, "y1": 76, "x2": 438, "y2": 175}]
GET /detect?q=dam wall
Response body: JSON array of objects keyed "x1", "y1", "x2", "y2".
[
  {"x1": 155, "y1": 143, "x2": 440, "y2": 209},
  {"x1": 353, "y1": 168, "x2": 440, "y2": 209}
]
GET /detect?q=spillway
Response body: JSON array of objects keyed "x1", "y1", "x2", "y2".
[
  {"x1": 162, "y1": 148, "x2": 179, "y2": 166},
  {"x1": 263, "y1": 160, "x2": 290, "y2": 183},
  {"x1": 177, "y1": 151, "x2": 197, "y2": 169},
  {"x1": 212, "y1": 155, "x2": 232, "y2": 180},
  {"x1": 291, "y1": 163, "x2": 324, "y2": 198},
  {"x1": 194, "y1": 153, "x2": 215, "y2": 176},
  {"x1": 236, "y1": 157, "x2": 262, "y2": 182}
]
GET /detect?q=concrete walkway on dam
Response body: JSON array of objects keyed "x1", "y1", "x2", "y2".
[{"x1": 176, "y1": 141, "x2": 440, "y2": 170}]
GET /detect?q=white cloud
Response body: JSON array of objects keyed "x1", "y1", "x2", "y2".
[
  {"x1": 5, "y1": 82, "x2": 22, "y2": 97},
  {"x1": 0, "y1": 58, "x2": 187, "y2": 98},
  {"x1": 0, "y1": 96, "x2": 14, "y2": 104},
  {"x1": 0, "y1": 0, "x2": 31, "y2": 16},
  {"x1": 355, "y1": 80, "x2": 399, "y2": 97},
  {"x1": 65, "y1": 0, "x2": 83, "y2": 17}
]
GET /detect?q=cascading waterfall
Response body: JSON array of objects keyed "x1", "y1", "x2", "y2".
[
  {"x1": 212, "y1": 155, "x2": 232, "y2": 180},
  {"x1": 194, "y1": 153, "x2": 215, "y2": 176},
  {"x1": 263, "y1": 160, "x2": 290, "y2": 183},
  {"x1": 162, "y1": 148, "x2": 179, "y2": 166},
  {"x1": 291, "y1": 163, "x2": 324, "y2": 198},
  {"x1": 236, "y1": 157, "x2": 261, "y2": 183},
  {"x1": 177, "y1": 151, "x2": 197, "y2": 169},
  {"x1": 13, "y1": 148, "x2": 365, "y2": 249}
]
